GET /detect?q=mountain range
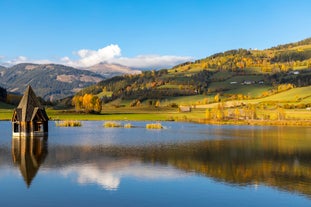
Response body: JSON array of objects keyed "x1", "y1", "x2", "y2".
[
  {"x1": 1, "y1": 37, "x2": 311, "y2": 103},
  {"x1": 0, "y1": 62, "x2": 141, "y2": 101},
  {"x1": 0, "y1": 63, "x2": 104, "y2": 101},
  {"x1": 85, "y1": 62, "x2": 141, "y2": 78}
]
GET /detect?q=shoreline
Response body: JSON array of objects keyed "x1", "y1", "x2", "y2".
[
  {"x1": 1, "y1": 115, "x2": 311, "y2": 127},
  {"x1": 1, "y1": 108, "x2": 311, "y2": 127},
  {"x1": 195, "y1": 119, "x2": 311, "y2": 127}
]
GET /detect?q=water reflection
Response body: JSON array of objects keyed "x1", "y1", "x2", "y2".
[
  {"x1": 6, "y1": 123, "x2": 311, "y2": 199},
  {"x1": 11, "y1": 136, "x2": 48, "y2": 187},
  {"x1": 60, "y1": 160, "x2": 186, "y2": 190}
]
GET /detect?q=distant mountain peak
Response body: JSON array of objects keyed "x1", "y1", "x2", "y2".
[{"x1": 85, "y1": 62, "x2": 141, "y2": 78}]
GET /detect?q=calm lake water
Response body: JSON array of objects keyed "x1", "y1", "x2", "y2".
[{"x1": 0, "y1": 121, "x2": 311, "y2": 207}]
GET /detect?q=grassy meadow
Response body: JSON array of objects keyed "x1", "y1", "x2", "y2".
[{"x1": 0, "y1": 85, "x2": 310, "y2": 126}]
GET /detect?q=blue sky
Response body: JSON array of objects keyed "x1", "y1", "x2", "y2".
[{"x1": 1, "y1": 0, "x2": 311, "y2": 69}]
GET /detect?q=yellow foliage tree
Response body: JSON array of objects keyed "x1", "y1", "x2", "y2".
[
  {"x1": 205, "y1": 109, "x2": 211, "y2": 120},
  {"x1": 214, "y1": 93, "x2": 220, "y2": 102},
  {"x1": 91, "y1": 95, "x2": 102, "y2": 113},
  {"x1": 72, "y1": 95, "x2": 83, "y2": 111},
  {"x1": 72, "y1": 94, "x2": 102, "y2": 113},
  {"x1": 155, "y1": 100, "x2": 161, "y2": 107},
  {"x1": 83, "y1": 94, "x2": 93, "y2": 112},
  {"x1": 277, "y1": 106, "x2": 286, "y2": 120},
  {"x1": 203, "y1": 98, "x2": 209, "y2": 104},
  {"x1": 234, "y1": 108, "x2": 240, "y2": 120}
]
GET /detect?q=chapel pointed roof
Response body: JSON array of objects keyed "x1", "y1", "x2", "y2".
[{"x1": 14, "y1": 85, "x2": 48, "y2": 122}]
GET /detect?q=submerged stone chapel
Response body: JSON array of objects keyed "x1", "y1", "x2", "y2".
[{"x1": 11, "y1": 85, "x2": 49, "y2": 137}]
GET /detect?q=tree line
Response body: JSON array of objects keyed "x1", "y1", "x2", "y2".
[
  {"x1": 77, "y1": 69, "x2": 214, "y2": 104},
  {"x1": 174, "y1": 47, "x2": 311, "y2": 73},
  {"x1": 0, "y1": 86, "x2": 7, "y2": 102},
  {"x1": 72, "y1": 94, "x2": 102, "y2": 113}
]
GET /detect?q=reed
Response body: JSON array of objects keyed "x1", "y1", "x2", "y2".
[
  {"x1": 103, "y1": 121, "x2": 122, "y2": 128},
  {"x1": 56, "y1": 120, "x2": 82, "y2": 127},
  {"x1": 146, "y1": 123, "x2": 163, "y2": 129},
  {"x1": 124, "y1": 123, "x2": 133, "y2": 128}
]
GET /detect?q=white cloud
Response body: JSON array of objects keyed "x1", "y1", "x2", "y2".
[
  {"x1": 61, "y1": 44, "x2": 121, "y2": 68},
  {"x1": 2, "y1": 56, "x2": 28, "y2": 66},
  {"x1": 61, "y1": 44, "x2": 193, "y2": 69},
  {"x1": 9, "y1": 56, "x2": 28, "y2": 64},
  {"x1": 3, "y1": 44, "x2": 194, "y2": 69},
  {"x1": 3, "y1": 56, "x2": 52, "y2": 66},
  {"x1": 111, "y1": 55, "x2": 193, "y2": 69}
]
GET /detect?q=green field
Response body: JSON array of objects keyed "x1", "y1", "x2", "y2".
[
  {"x1": 0, "y1": 102, "x2": 14, "y2": 120},
  {"x1": 208, "y1": 74, "x2": 269, "y2": 96},
  {"x1": 162, "y1": 95, "x2": 211, "y2": 105},
  {"x1": 0, "y1": 109, "x2": 13, "y2": 120},
  {"x1": 1, "y1": 86, "x2": 310, "y2": 125},
  {"x1": 223, "y1": 85, "x2": 270, "y2": 97},
  {"x1": 46, "y1": 107, "x2": 206, "y2": 122},
  {"x1": 256, "y1": 86, "x2": 311, "y2": 102}
]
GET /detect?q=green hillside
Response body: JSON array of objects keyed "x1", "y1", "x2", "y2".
[
  {"x1": 73, "y1": 37, "x2": 311, "y2": 110},
  {"x1": 1, "y1": 37, "x2": 310, "y2": 125},
  {"x1": 256, "y1": 86, "x2": 311, "y2": 102},
  {"x1": 172, "y1": 37, "x2": 311, "y2": 74}
]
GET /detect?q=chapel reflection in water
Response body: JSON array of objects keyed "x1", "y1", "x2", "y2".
[
  {"x1": 11, "y1": 136, "x2": 48, "y2": 187},
  {"x1": 8, "y1": 126, "x2": 311, "y2": 197}
]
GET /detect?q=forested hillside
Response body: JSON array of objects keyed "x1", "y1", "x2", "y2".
[
  {"x1": 173, "y1": 39, "x2": 311, "y2": 73},
  {"x1": 74, "y1": 37, "x2": 311, "y2": 108},
  {"x1": 76, "y1": 69, "x2": 213, "y2": 102},
  {"x1": 0, "y1": 86, "x2": 7, "y2": 102}
]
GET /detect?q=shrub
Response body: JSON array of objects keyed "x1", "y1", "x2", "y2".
[
  {"x1": 124, "y1": 123, "x2": 133, "y2": 128},
  {"x1": 168, "y1": 103, "x2": 179, "y2": 108},
  {"x1": 56, "y1": 120, "x2": 82, "y2": 127},
  {"x1": 146, "y1": 123, "x2": 163, "y2": 129},
  {"x1": 103, "y1": 121, "x2": 122, "y2": 128}
]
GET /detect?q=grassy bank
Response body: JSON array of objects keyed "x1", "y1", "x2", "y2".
[
  {"x1": 1, "y1": 107, "x2": 310, "y2": 126},
  {"x1": 1, "y1": 85, "x2": 310, "y2": 126},
  {"x1": 197, "y1": 119, "x2": 311, "y2": 126},
  {"x1": 0, "y1": 109, "x2": 13, "y2": 120},
  {"x1": 46, "y1": 107, "x2": 206, "y2": 121}
]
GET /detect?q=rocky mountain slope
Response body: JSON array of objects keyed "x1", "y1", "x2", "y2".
[
  {"x1": 0, "y1": 63, "x2": 104, "y2": 101},
  {"x1": 85, "y1": 62, "x2": 141, "y2": 78}
]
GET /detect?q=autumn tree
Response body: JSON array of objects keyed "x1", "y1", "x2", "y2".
[
  {"x1": 91, "y1": 95, "x2": 102, "y2": 113},
  {"x1": 203, "y1": 98, "x2": 209, "y2": 104},
  {"x1": 155, "y1": 100, "x2": 161, "y2": 107},
  {"x1": 246, "y1": 104, "x2": 257, "y2": 120},
  {"x1": 72, "y1": 94, "x2": 102, "y2": 113},
  {"x1": 277, "y1": 106, "x2": 286, "y2": 120},
  {"x1": 72, "y1": 95, "x2": 83, "y2": 111},
  {"x1": 82, "y1": 94, "x2": 93, "y2": 112},
  {"x1": 205, "y1": 109, "x2": 211, "y2": 120},
  {"x1": 214, "y1": 93, "x2": 221, "y2": 102},
  {"x1": 234, "y1": 108, "x2": 240, "y2": 120}
]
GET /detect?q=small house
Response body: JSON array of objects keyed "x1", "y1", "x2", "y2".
[
  {"x1": 11, "y1": 85, "x2": 49, "y2": 137},
  {"x1": 179, "y1": 105, "x2": 191, "y2": 112}
]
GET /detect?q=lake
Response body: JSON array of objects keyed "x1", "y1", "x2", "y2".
[{"x1": 0, "y1": 121, "x2": 311, "y2": 207}]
